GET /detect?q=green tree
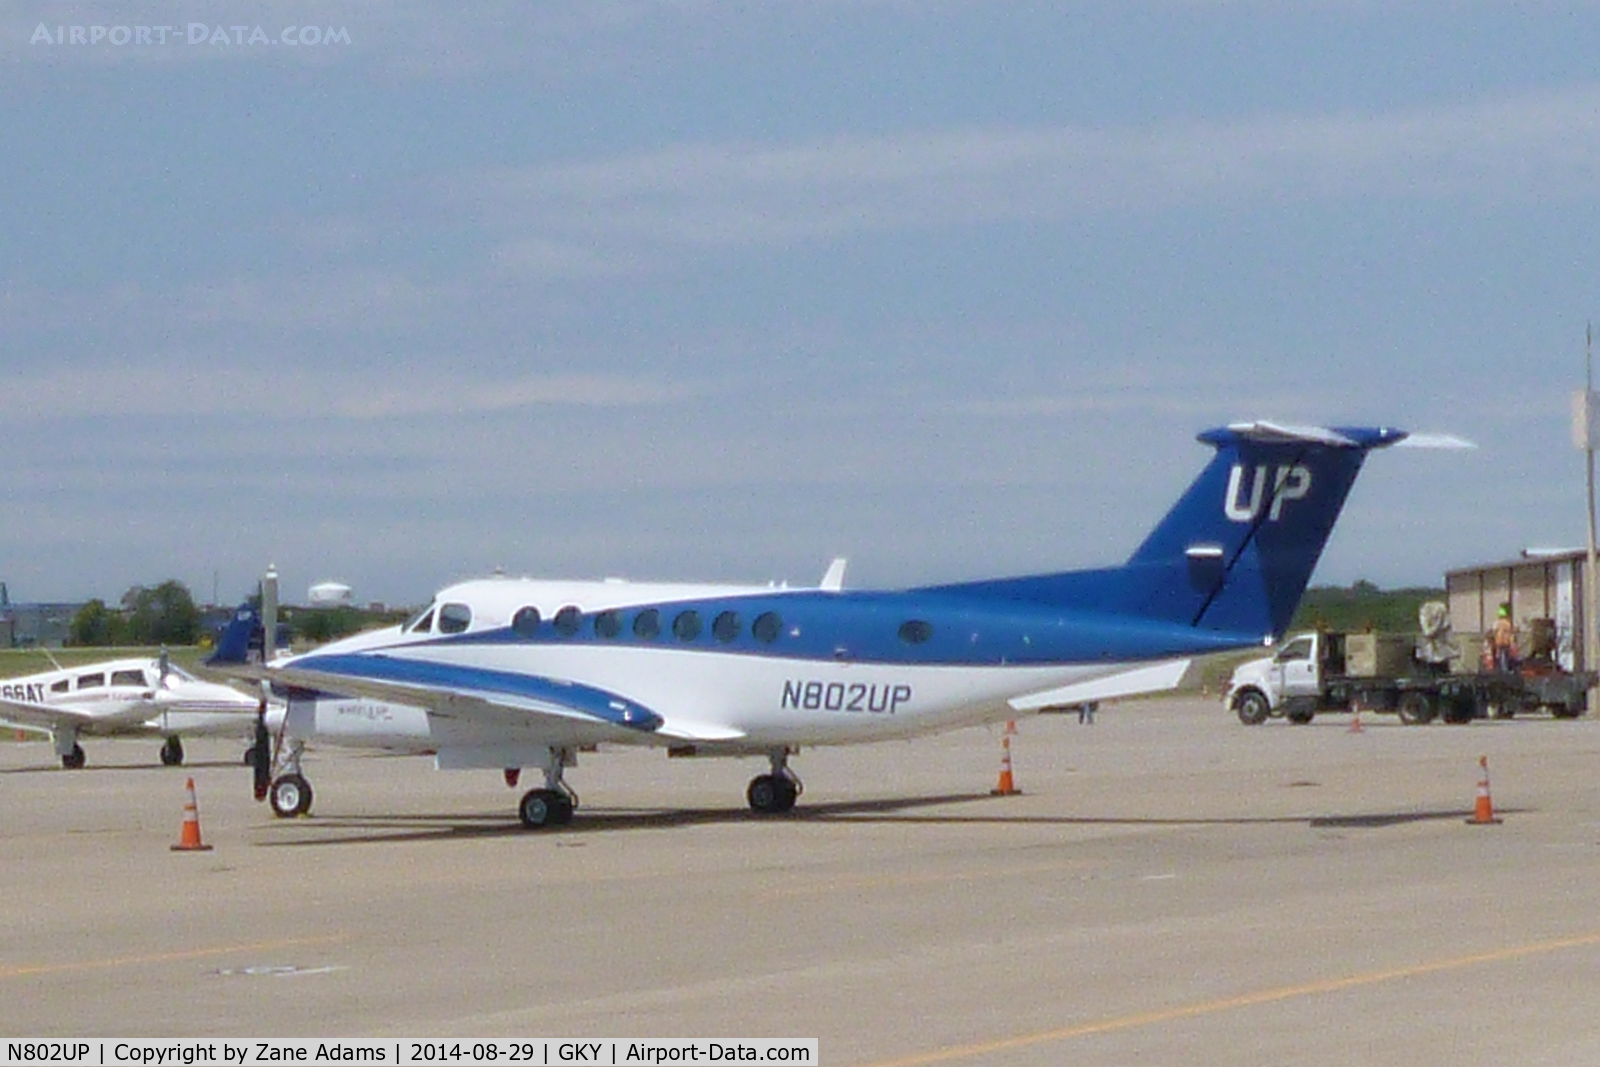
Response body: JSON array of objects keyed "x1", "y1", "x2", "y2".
[
  {"x1": 68, "y1": 599, "x2": 121, "y2": 646},
  {"x1": 124, "y1": 580, "x2": 201, "y2": 645}
]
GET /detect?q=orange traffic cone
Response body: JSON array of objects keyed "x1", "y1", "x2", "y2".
[
  {"x1": 991, "y1": 721, "x2": 1021, "y2": 796},
  {"x1": 1348, "y1": 701, "x2": 1364, "y2": 734},
  {"x1": 171, "y1": 777, "x2": 214, "y2": 851},
  {"x1": 1466, "y1": 755, "x2": 1503, "y2": 825}
]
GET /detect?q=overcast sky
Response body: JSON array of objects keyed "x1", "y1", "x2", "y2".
[{"x1": 3, "y1": 2, "x2": 1597, "y2": 607}]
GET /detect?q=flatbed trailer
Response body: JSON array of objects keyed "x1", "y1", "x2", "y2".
[
  {"x1": 1226, "y1": 630, "x2": 1596, "y2": 725},
  {"x1": 1319, "y1": 668, "x2": 1594, "y2": 724}
]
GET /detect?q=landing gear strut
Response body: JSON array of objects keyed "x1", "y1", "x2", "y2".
[
  {"x1": 747, "y1": 750, "x2": 802, "y2": 814},
  {"x1": 517, "y1": 748, "x2": 578, "y2": 829},
  {"x1": 54, "y1": 729, "x2": 85, "y2": 769},
  {"x1": 159, "y1": 736, "x2": 185, "y2": 766}
]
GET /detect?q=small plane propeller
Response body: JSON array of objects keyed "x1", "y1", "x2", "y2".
[{"x1": 252, "y1": 687, "x2": 272, "y2": 801}]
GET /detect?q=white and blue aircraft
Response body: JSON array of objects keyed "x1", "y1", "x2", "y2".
[{"x1": 214, "y1": 421, "x2": 1450, "y2": 828}]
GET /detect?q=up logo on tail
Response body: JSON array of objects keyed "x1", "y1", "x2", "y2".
[{"x1": 1224, "y1": 464, "x2": 1312, "y2": 522}]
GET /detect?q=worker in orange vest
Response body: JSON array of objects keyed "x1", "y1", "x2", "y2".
[{"x1": 1489, "y1": 603, "x2": 1519, "y2": 672}]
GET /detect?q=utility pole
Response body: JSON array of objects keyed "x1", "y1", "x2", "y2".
[{"x1": 1577, "y1": 325, "x2": 1600, "y2": 680}]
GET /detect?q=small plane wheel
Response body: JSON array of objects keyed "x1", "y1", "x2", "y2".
[
  {"x1": 160, "y1": 736, "x2": 184, "y2": 766},
  {"x1": 270, "y1": 774, "x2": 313, "y2": 818},
  {"x1": 1235, "y1": 691, "x2": 1270, "y2": 726},
  {"x1": 518, "y1": 788, "x2": 571, "y2": 829},
  {"x1": 243, "y1": 746, "x2": 258, "y2": 767},
  {"x1": 747, "y1": 774, "x2": 799, "y2": 814},
  {"x1": 61, "y1": 744, "x2": 86, "y2": 770}
]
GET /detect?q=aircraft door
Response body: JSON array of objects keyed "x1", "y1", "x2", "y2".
[{"x1": 1272, "y1": 636, "x2": 1318, "y2": 699}]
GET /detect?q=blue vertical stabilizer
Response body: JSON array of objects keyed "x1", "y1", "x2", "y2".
[{"x1": 919, "y1": 422, "x2": 1408, "y2": 641}]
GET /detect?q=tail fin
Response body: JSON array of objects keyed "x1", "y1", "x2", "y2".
[
  {"x1": 1119, "y1": 422, "x2": 1406, "y2": 637},
  {"x1": 208, "y1": 600, "x2": 260, "y2": 665},
  {"x1": 922, "y1": 422, "x2": 1408, "y2": 641}
]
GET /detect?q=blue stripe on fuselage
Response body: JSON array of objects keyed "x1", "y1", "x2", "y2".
[{"x1": 396, "y1": 590, "x2": 1258, "y2": 667}]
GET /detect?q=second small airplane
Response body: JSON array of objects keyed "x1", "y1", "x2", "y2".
[{"x1": 0, "y1": 652, "x2": 273, "y2": 768}]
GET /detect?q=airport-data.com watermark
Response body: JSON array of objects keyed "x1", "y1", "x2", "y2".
[{"x1": 30, "y1": 23, "x2": 351, "y2": 47}]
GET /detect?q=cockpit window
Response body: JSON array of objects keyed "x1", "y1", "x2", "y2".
[
  {"x1": 406, "y1": 607, "x2": 435, "y2": 634},
  {"x1": 437, "y1": 602, "x2": 472, "y2": 635},
  {"x1": 111, "y1": 669, "x2": 147, "y2": 687}
]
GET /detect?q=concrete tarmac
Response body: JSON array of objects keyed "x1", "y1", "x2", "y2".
[{"x1": 4, "y1": 699, "x2": 1600, "y2": 1065}]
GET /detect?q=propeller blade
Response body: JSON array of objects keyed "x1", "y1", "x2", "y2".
[{"x1": 252, "y1": 697, "x2": 272, "y2": 801}]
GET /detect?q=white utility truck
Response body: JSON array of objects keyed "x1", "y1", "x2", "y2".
[{"x1": 1225, "y1": 625, "x2": 1593, "y2": 726}]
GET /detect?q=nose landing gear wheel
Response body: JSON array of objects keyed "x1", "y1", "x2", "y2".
[
  {"x1": 61, "y1": 744, "x2": 86, "y2": 770},
  {"x1": 159, "y1": 736, "x2": 184, "y2": 766},
  {"x1": 270, "y1": 774, "x2": 314, "y2": 818},
  {"x1": 518, "y1": 788, "x2": 575, "y2": 829}
]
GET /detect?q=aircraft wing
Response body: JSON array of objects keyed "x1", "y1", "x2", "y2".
[
  {"x1": 1008, "y1": 658, "x2": 1195, "y2": 712},
  {"x1": 0, "y1": 694, "x2": 156, "y2": 733},
  {"x1": 258, "y1": 655, "x2": 665, "y2": 737}
]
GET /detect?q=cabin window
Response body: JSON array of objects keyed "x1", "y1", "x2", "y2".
[
  {"x1": 672, "y1": 610, "x2": 702, "y2": 641},
  {"x1": 752, "y1": 611, "x2": 782, "y2": 643},
  {"x1": 437, "y1": 602, "x2": 472, "y2": 635},
  {"x1": 111, "y1": 669, "x2": 147, "y2": 687},
  {"x1": 898, "y1": 620, "x2": 934, "y2": 645},
  {"x1": 553, "y1": 605, "x2": 583, "y2": 637},
  {"x1": 633, "y1": 609, "x2": 661, "y2": 639},
  {"x1": 512, "y1": 606, "x2": 541, "y2": 637},
  {"x1": 712, "y1": 611, "x2": 741, "y2": 643},
  {"x1": 77, "y1": 673, "x2": 105, "y2": 689},
  {"x1": 51, "y1": 679, "x2": 69, "y2": 693},
  {"x1": 595, "y1": 610, "x2": 623, "y2": 639}
]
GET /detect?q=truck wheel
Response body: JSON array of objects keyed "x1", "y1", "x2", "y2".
[
  {"x1": 1397, "y1": 693, "x2": 1435, "y2": 726},
  {"x1": 1443, "y1": 697, "x2": 1476, "y2": 725},
  {"x1": 1235, "y1": 691, "x2": 1270, "y2": 726},
  {"x1": 1286, "y1": 709, "x2": 1315, "y2": 725},
  {"x1": 1552, "y1": 704, "x2": 1582, "y2": 719}
]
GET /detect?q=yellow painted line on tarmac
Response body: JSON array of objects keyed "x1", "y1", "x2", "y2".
[
  {"x1": 0, "y1": 934, "x2": 348, "y2": 980},
  {"x1": 850, "y1": 929, "x2": 1600, "y2": 1067}
]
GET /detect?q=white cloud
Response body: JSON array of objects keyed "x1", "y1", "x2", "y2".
[
  {"x1": 459, "y1": 86, "x2": 1600, "y2": 275},
  {"x1": 1, "y1": 362, "x2": 699, "y2": 422}
]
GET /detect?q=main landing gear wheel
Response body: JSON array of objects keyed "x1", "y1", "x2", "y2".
[
  {"x1": 518, "y1": 788, "x2": 575, "y2": 829},
  {"x1": 270, "y1": 774, "x2": 314, "y2": 818},
  {"x1": 160, "y1": 736, "x2": 185, "y2": 766},
  {"x1": 746, "y1": 774, "x2": 800, "y2": 814},
  {"x1": 61, "y1": 744, "x2": 86, "y2": 770}
]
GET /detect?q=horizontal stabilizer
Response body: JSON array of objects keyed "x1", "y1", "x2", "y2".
[
  {"x1": 1009, "y1": 658, "x2": 1194, "y2": 711},
  {"x1": 1392, "y1": 432, "x2": 1476, "y2": 450}
]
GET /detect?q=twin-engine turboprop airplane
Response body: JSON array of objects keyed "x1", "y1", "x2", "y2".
[
  {"x1": 212, "y1": 421, "x2": 1460, "y2": 828},
  {"x1": 0, "y1": 651, "x2": 274, "y2": 768}
]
